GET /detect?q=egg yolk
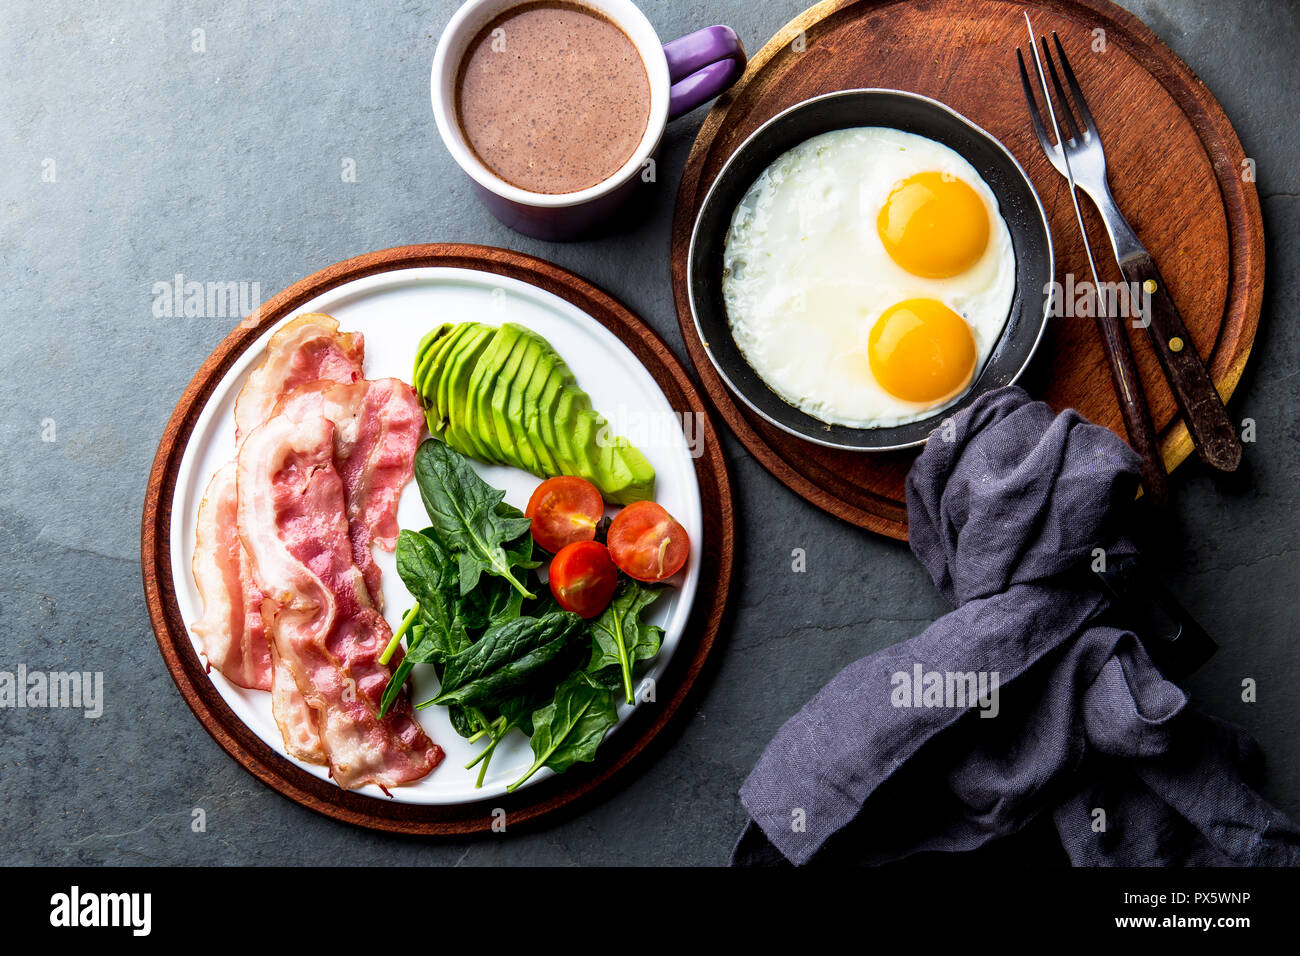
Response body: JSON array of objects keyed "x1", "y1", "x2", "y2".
[
  {"x1": 877, "y1": 172, "x2": 990, "y2": 278},
  {"x1": 867, "y1": 299, "x2": 977, "y2": 403}
]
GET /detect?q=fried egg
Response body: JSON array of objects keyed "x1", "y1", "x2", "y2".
[{"x1": 722, "y1": 127, "x2": 1015, "y2": 429}]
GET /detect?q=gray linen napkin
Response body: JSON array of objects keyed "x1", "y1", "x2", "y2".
[{"x1": 733, "y1": 386, "x2": 1300, "y2": 866}]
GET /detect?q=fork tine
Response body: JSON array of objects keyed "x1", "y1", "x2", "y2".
[
  {"x1": 1052, "y1": 31, "x2": 1099, "y2": 137},
  {"x1": 1016, "y1": 48, "x2": 1058, "y2": 160},
  {"x1": 1040, "y1": 36, "x2": 1083, "y2": 144}
]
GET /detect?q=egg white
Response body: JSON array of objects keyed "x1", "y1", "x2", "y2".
[{"x1": 722, "y1": 127, "x2": 1016, "y2": 429}]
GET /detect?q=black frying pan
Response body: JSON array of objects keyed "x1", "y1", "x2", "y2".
[{"x1": 687, "y1": 89, "x2": 1054, "y2": 451}]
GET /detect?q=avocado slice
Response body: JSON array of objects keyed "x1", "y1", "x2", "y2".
[
  {"x1": 552, "y1": 384, "x2": 591, "y2": 477},
  {"x1": 470, "y1": 324, "x2": 522, "y2": 464},
  {"x1": 417, "y1": 323, "x2": 471, "y2": 436},
  {"x1": 424, "y1": 323, "x2": 472, "y2": 399},
  {"x1": 568, "y1": 406, "x2": 603, "y2": 489},
  {"x1": 444, "y1": 327, "x2": 493, "y2": 439},
  {"x1": 411, "y1": 320, "x2": 658, "y2": 502},
  {"x1": 549, "y1": 386, "x2": 657, "y2": 503},
  {"x1": 436, "y1": 323, "x2": 478, "y2": 439},
  {"x1": 511, "y1": 332, "x2": 563, "y2": 477},
  {"x1": 594, "y1": 432, "x2": 632, "y2": 501},
  {"x1": 414, "y1": 322, "x2": 454, "y2": 393},
  {"x1": 490, "y1": 329, "x2": 535, "y2": 471},
  {"x1": 419, "y1": 322, "x2": 464, "y2": 397},
  {"x1": 414, "y1": 324, "x2": 445, "y2": 357},
  {"x1": 445, "y1": 325, "x2": 498, "y2": 461},
  {"x1": 431, "y1": 324, "x2": 474, "y2": 422},
  {"x1": 606, "y1": 441, "x2": 657, "y2": 504},
  {"x1": 508, "y1": 351, "x2": 549, "y2": 475},
  {"x1": 536, "y1": 362, "x2": 576, "y2": 472}
]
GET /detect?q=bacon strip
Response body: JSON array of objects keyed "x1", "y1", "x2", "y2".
[
  {"x1": 272, "y1": 378, "x2": 424, "y2": 606},
  {"x1": 334, "y1": 378, "x2": 424, "y2": 554},
  {"x1": 237, "y1": 413, "x2": 442, "y2": 789},
  {"x1": 270, "y1": 644, "x2": 325, "y2": 764},
  {"x1": 193, "y1": 315, "x2": 368, "y2": 689},
  {"x1": 191, "y1": 463, "x2": 273, "y2": 690},
  {"x1": 233, "y1": 313, "x2": 364, "y2": 444},
  {"x1": 191, "y1": 313, "x2": 433, "y2": 787}
]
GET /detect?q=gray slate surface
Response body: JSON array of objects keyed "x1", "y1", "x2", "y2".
[{"x1": 1, "y1": 0, "x2": 1295, "y2": 865}]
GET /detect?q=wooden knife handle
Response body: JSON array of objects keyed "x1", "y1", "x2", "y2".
[
  {"x1": 1092, "y1": 302, "x2": 1168, "y2": 508},
  {"x1": 1121, "y1": 252, "x2": 1243, "y2": 472}
]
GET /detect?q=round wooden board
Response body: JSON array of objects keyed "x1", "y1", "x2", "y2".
[
  {"x1": 670, "y1": 0, "x2": 1263, "y2": 540},
  {"x1": 141, "y1": 243, "x2": 735, "y2": 835}
]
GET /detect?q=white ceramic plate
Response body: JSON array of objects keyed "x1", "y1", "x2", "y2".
[{"x1": 169, "y1": 267, "x2": 703, "y2": 804}]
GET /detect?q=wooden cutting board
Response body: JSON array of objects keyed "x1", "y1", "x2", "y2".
[{"x1": 670, "y1": 0, "x2": 1263, "y2": 540}]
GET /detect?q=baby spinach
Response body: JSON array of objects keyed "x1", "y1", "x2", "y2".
[
  {"x1": 507, "y1": 672, "x2": 619, "y2": 792},
  {"x1": 447, "y1": 703, "x2": 480, "y2": 739},
  {"x1": 458, "y1": 540, "x2": 533, "y2": 630},
  {"x1": 586, "y1": 580, "x2": 664, "y2": 704},
  {"x1": 428, "y1": 610, "x2": 585, "y2": 710},
  {"x1": 395, "y1": 530, "x2": 469, "y2": 657},
  {"x1": 378, "y1": 529, "x2": 474, "y2": 718},
  {"x1": 463, "y1": 688, "x2": 549, "y2": 786},
  {"x1": 379, "y1": 441, "x2": 676, "y2": 790},
  {"x1": 499, "y1": 692, "x2": 543, "y2": 739},
  {"x1": 414, "y1": 439, "x2": 536, "y2": 599}
]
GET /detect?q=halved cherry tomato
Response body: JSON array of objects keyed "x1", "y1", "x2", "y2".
[
  {"x1": 548, "y1": 540, "x2": 619, "y2": 619},
  {"x1": 606, "y1": 501, "x2": 690, "y2": 582},
  {"x1": 525, "y1": 476, "x2": 604, "y2": 554}
]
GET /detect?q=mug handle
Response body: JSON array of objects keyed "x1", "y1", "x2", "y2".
[{"x1": 664, "y1": 26, "x2": 746, "y2": 120}]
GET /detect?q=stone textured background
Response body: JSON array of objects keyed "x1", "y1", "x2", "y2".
[{"x1": 1, "y1": 0, "x2": 1295, "y2": 865}]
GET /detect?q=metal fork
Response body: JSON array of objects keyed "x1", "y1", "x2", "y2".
[
  {"x1": 1017, "y1": 26, "x2": 1243, "y2": 474},
  {"x1": 1018, "y1": 22, "x2": 1166, "y2": 504}
]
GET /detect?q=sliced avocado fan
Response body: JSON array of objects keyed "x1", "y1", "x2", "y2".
[{"x1": 412, "y1": 321, "x2": 655, "y2": 504}]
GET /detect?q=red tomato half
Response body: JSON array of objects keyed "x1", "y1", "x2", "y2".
[
  {"x1": 606, "y1": 501, "x2": 690, "y2": 582},
  {"x1": 548, "y1": 540, "x2": 618, "y2": 619},
  {"x1": 525, "y1": 476, "x2": 604, "y2": 554}
]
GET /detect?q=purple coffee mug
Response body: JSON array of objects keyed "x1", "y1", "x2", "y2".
[{"x1": 432, "y1": 0, "x2": 745, "y2": 241}]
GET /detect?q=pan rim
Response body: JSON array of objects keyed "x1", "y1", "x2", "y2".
[{"x1": 686, "y1": 87, "x2": 1055, "y2": 452}]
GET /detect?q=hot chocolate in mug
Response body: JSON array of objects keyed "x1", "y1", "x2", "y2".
[{"x1": 432, "y1": 0, "x2": 745, "y2": 240}]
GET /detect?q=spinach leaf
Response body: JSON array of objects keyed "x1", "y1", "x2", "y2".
[
  {"x1": 427, "y1": 610, "x2": 585, "y2": 710},
  {"x1": 413, "y1": 440, "x2": 535, "y2": 599},
  {"x1": 505, "y1": 528, "x2": 542, "y2": 572},
  {"x1": 586, "y1": 580, "x2": 664, "y2": 703},
  {"x1": 447, "y1": 702, "x2": 479, "y2": 739},
  {"x1": 382, "y1": 529, "x2": 483, "y2": 718},
  {"x1": 395, "y1": 530, "x2": 470, "y2": 659},
  {"x1": 458, "y1": 580, "x2": 522, "y2": 632},
  {"x1": 500, "y1": 691, "x2": 544, "y2": 739},
  {"x1": 457, "y1": 533, "x2": 536, "y2": 630},
  {"x1": 508, "y1": 672, "x2": 618, "y2": 792}
]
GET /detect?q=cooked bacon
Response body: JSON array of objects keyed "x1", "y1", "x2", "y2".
[
  {"x1": 192, "y1": 312, "x2": 433, "y2": 787},
  {"x1": 191, "y1": 463, "x2": 273, "y2": 690},
  {"x1": 270, "y1": 644, "x2": 325, "y2": 764},
  {"x1": 233, "y1": 313, "x2": 364, "y2": 443},
  {"x1": 326, "y1": 377, "x2": 424, "y2": 554},
  {"x1": 272, "y1": 378, "x2": 423, "y2": 606},
  {"x1": 237, "y1": 413, "x2": 442, "y2": 789}
]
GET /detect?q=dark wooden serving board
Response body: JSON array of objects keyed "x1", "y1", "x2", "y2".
[
  {"x1": 142, "y1": 244, "x2": 734, "y2": 835},
  {"x1": 670, "y1": 0, "x2": 1263, "y2": 540}
]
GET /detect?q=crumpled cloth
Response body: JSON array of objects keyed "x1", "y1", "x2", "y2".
[{"x1": 733, "y1": 386, "x2": 1300, "y2": 866}]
